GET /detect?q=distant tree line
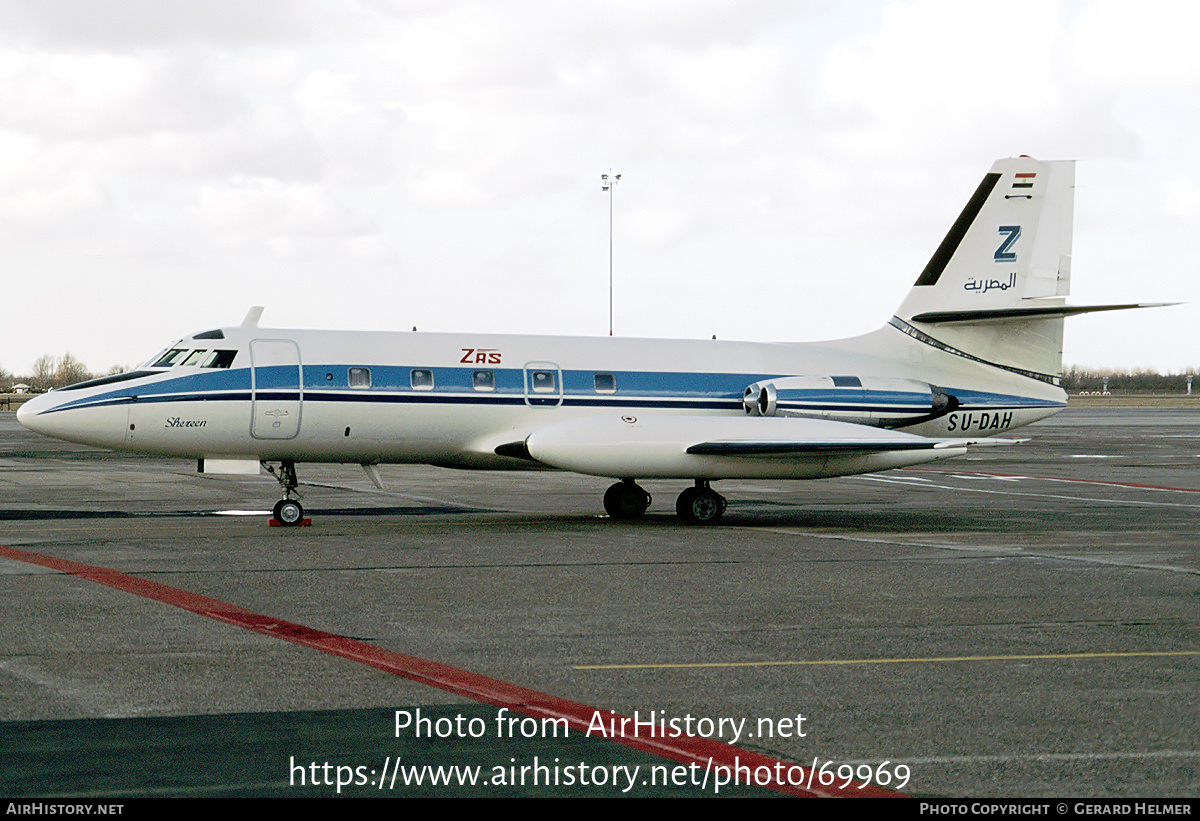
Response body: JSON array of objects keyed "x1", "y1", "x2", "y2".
[
  {"x1": 1063, "y1": 366, "x2": 1198, "y2": 393},
  {"x1": 1, "y1": 354, "x2": 127, "y2": 392}
]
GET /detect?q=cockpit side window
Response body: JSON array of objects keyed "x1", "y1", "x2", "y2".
[
  {"x1": 181, "y1": 350, "x2": 208, "y2": 367},
  {"x1": 201, "y1": 350, "x2": 237, "y2": 368},
  {"x1": 152, "y1": 349, "x2": 188, "y2": 368}
]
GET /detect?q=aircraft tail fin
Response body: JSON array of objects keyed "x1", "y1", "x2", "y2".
[{"x1": 887, "y1": 156, "x2": 1075, "y2": 382}]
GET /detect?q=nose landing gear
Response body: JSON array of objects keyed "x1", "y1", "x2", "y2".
[
  {"x1": 272, "y1": 498, "x2": 304, "y2": 526},
  {"x1": 264, "y1": 459, "x2": 307, "y2": 526}
]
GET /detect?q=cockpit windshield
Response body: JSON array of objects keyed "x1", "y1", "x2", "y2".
[
  {"x1": 144, "y1": 347, "x2": 237, "y2": 369},
  {"x1": 151, "y1": 348, "x2": 188, "y2": 368}
]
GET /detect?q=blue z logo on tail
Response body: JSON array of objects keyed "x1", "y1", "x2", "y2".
[{"x1": 995, "y1": 225, "x2": 1021, "y2": 262}]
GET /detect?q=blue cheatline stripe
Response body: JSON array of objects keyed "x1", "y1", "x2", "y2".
[
  {"x1": 45, "y1": 392, "x2": 744, "y2": 414},
  {"x1": 301, "y1": 364, "x2": 781, "y2": 398},
  {"x1": 31, "y1": 363, "x2": 1065, "y2": 416},
  {"x1": 39, "y1": 389, "x2": 1058, "y2": 418}
]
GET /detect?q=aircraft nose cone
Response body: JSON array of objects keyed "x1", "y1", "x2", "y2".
[
  {"x1": 17, "y1": 393, "x2": 76, "y2": 440},
  {"x1": 16, "y1": 395, "x2": 48, "y2": 434},
  {"x1": 16, "y1": 392, "x2": 127, "y2": 449}
]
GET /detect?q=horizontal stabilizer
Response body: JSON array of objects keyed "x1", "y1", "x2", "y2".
[{"x1": 911, "y1": 302, "x2": 1177, "y2": 325}]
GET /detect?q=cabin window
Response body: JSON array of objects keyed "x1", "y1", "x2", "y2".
[
  {"x1": 152, "y1": 349, "x2": 188, "y2": 368},
  {"x1": 349, "y1": 367, "x2": 371, "y2": 389},
  {"x1": 411, "y1": 368, "x2": 434, "y2": 390},
  {"x1": 472, "y1": 370, "x2": 495, "y2": 391},
  {"x1": 593, "y1": 373, "x2": 616, "y2": 394},
  {"x1": 181, "y1": 349, "x2": 208, "y2": 367},
  {"x1": 201, "y1": 350, "x2": 237, "y2": 368},
  {"x1": 530, "y1": 370, "x2": 556, "y2": 393}
]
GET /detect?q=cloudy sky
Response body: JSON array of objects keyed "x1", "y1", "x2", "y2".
[{"x1": 1, "y1": 0, "x2": 1196, "y2": 376}]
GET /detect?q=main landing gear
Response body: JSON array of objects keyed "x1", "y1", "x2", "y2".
[
  {"x1": 603, "y1": 479, "x2": 652, "y2": 521},
  {"x1": 603, "y1": 478, "x2": 728, "y2": 525},
  {"x1": 264, "y1": 459, "x2": 305, "y2": 526},
  {"x1": 675, "y1": 480, "x2": 727, "y2": 526}
]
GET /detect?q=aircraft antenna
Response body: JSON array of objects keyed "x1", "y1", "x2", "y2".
[{"x1": 241, "y1": 306, "x2": 264, "y2": 328}]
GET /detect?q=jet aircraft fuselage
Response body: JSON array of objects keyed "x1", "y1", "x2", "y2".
[{"x1": 19, "y1": 157, "x2": 1152, "y2": 525}]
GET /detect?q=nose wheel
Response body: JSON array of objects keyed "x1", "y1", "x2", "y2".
[
  {"x1": 265, "y1": 459, "x2": 307, "y2": 526},
  {"x1": 272, "y1": 498, "x2": 304, "y2": 526}
]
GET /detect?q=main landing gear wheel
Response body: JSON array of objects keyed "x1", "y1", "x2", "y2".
[
  {"x1": 272, "y1": 499, "x2": 304, "y2": 526},
  {"x1": 603, "y1": 480, "x2": 652, "y2": 521},
  {"x1": 676, "y1": 482, "x2": 727, "y2": 525}
]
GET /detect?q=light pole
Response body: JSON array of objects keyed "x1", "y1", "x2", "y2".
[{"x1": 601, "y1": 170, "x2": 621, "y2": 336}]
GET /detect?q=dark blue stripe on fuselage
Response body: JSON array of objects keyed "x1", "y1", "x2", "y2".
[{"x1": 33, "y1": 364, "x2": 1064, "y2": 417}]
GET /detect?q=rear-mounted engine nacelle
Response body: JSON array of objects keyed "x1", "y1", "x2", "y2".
[
  {"x1": 743, "y1": 382, "x2": 777, "y2": 417},
  {"x1": 742, "y1": 375, "x2": 954, "y2": 427}
]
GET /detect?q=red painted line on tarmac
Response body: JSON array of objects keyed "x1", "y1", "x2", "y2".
[
  {"x1": 0, "y1": 544, "x2": 903, "y2": 798},
  {"x1": 903, "y1": 467, "x2": 1200, "y2": 494}
]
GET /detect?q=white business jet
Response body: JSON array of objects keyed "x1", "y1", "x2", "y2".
[{"x1": 18, "y1": 157, "x2": 1156, "y2": 525}]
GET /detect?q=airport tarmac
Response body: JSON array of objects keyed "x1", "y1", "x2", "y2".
[{"x1": 0, "y1": 407, "x2": 1196, "y2": 798}]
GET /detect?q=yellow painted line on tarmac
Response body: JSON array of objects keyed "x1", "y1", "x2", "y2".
[{"x1": 574, "y1": 650, "x2": 1200, "y2": 670}]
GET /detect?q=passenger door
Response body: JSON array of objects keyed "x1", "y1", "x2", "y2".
[{"x1": 250, "y1": 339, "x2": 302, "y2": 439}]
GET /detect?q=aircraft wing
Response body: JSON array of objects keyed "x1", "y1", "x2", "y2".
[
  {"x1": 508, "y1": 414, "x2": 1017, "y2": 480},
  {"x1": 687, "y1": 439, "x2": 968, "y2": 455}
]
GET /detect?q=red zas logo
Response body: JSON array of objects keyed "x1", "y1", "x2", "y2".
[{"x1": 460, "y1": 348, "x2": 502, "y2": 364}]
